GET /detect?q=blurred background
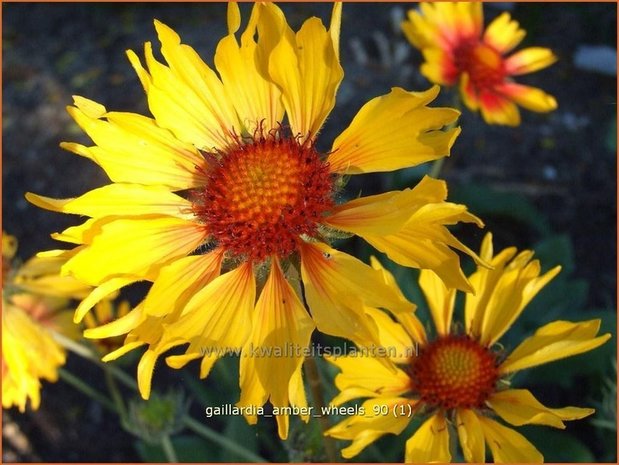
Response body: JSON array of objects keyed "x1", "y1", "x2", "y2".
[{"x1": 3, "y1": 2, "x2": 616, "y2": 462}]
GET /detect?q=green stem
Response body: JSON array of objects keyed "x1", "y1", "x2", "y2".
[
  {"x1": 55, "y1": 333, "x2": 266, "y2": 462},
  {"x1": 161, "y1": 434, "x2": 178, "y2": 463},
  {"x1": 183, "y1": 416, "x2": 266, "y2": 462},
  {"x1": 304, "y1": 356, "x2": 338, "y2": 462},
  {"x1": 428, "y1": 157, "x2": 445, "y2": 178},
  {"x1": 104, "y1": 365, "x2": 128, "y2": 424},
  {"x1": 58, "y1": 368, "x2": 116, "y2": 412}
]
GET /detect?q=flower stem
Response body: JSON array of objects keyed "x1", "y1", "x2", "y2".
[
  {"x1": 304, "y1": 356, "x2": 338, "y2": 462},
  {"x1": 161, "y1": 434, "x2": 178, "y2": 463},
  {"x1": 57, "y1": 368, "x2": 116, "y2": 412},
  {"x1": 103, "y1": 365, "x2": 128, "y2": 425},
  {"x1": 182, "y1": 416, "x2": 266, "y2": 462}
]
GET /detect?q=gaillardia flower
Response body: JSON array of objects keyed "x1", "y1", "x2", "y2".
[
  {"x1": 402, "y1": 2, "x2": 558, "y2": 126},
  {"x1": 2, "y1": 232, "x2": 90, "y2": 412},
  {"x1": 326, "y1": 233, "x2": 610, "y2": 462},
  {"x1": 28, "y1": 3, "x2": 483, "y2": 437}
]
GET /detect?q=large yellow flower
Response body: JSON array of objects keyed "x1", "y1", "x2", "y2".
[
  {"x1": 402, "y1": 2, "x2": 557, "y2": 126},
  {"x1": 2, "y1": 232, "x2": 90, "y2": 412},
  {"x1": 27, "y1": 3, "x2": 483, "y2": 438},
  {"x1": 326, "y1": 233, "x2": 610, "y2": 462}
]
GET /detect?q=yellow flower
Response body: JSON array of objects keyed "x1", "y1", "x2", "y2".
[
  {"x1": 326, "y1": 233, "x2": 610, "y2": 462},
  {"x1": 27, "y1": 3, "x2": 483, "y2": 438},
  {"x1": 2, "y1": 232, "x2": 90, "y2": 412},
  {"x1": 402, "y1": 3, "x2": 558, "y2": 126}
]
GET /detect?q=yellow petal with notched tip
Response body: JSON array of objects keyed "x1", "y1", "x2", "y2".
[
  {"x1": 328, "y1": 86, "x2": 460, "y2": 175},
  {"x1": 238, "y1": 259, "x2": 314, "y2": 440},
  {"x1": 500, "y1": 319, "x2": 611, "y2": 374},
  {"x1": 268, "y1": 16, "x2": 343, "y2": 141}
]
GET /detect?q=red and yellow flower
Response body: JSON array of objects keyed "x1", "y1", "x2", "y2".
[
  {"x1": 326, "y1": 233, "x2": 610, "y2": 462},
  {"x1": 402, "y1": 2, "x2": 558, "y2": 126},
  {"x1": 28, "y1": 3, "x2": 483, "y2": 437},
  {"x1": 2, "y1": 232, "x2": 90, "y2": 412}
]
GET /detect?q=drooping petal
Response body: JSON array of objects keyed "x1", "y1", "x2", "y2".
[
  {"x1": 63, "y1": 217, "x2": 208, "y2": 285},
  {"x1": 499, "y1": 319, "x2": 611, "y2": 374},
  {"x1": 404, "y1": 412, "x2": 451, "y2": 463},
  {"x1": 496, "y1": 82, "x2": 557, "y2": 113},
  {"x1": 63, "y1": 99, "x2": 207, "y2": 189},
  {"x1": 299, "y1": 242, "x2": 413, "y2": 347},
  {"x1": 328, "y1": 86, "x2": 460, "y2": 175},
  {"x1": 326, "y1": 397, "x2": 414, "y2": 459},
  {"x1": 26, "y1": 184, "x2": 193, "y2": 220},
  {"x1": 267, "y1": 12, "x2": 343, "y2": 140},
  {"x1": 504, "y1": 47, "x2": 558, "y2": 75},
  {"x1": 483, "y1": 12, "x2": 526, "y2": 54},
  {"x1": 487, "y1": 389, "x2": 595, "y2": 429},
  {"x1": 419, "y1": 269, "x2": 456, "y2": 336},
  {"x1": 238, "y1": 258, "x2": 314, "y2": 440},
  {"x1": 478, "y1": 416, "x2": 543, "y2": 463},
  {"x1": 456, "y1": 409, "x2": 485, "y2": 463},
  {"x1": 74, "y1": 276, "x2": 137, "y2": 323}
]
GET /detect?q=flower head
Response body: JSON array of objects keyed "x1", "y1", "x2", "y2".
[
  {"x1": 28, "y1": 3, "x2": 483, "y2": 438},
  {"x1": 2, "y1": 232, "x2": 90, "y2": 412},
  {"x1": 326, "y1": 233, "x2": 610, "y2": 462},
  {"x1": 402, "y1": 2, "x2": 558, "y2": 126}
]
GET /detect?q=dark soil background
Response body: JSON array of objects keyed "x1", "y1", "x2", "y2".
[{"x1": 2, "y1": 2, "x2": 617, "y2": 462}]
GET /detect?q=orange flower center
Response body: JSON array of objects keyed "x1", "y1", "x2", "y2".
[
  {"x1": 410, "y1": 335, "x2": 498, "y2": 409},
  {"x1": 455, "y1": 41, "x2": 506, "y2": 90},
  {"x1": 193, "y1": 132, "x2": 334, "y2": 262}
]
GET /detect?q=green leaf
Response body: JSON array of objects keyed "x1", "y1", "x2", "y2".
[{"x1": 518, "y1": 427, "x2": 595, "y2": 462}]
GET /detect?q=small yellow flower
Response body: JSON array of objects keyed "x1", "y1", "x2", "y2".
[
  {"x1": 28, "y1": 3, "x2": 483, "y2": 438},
  {"x1": 402, "y1": 2, "x2": 558, "y2": 126},
  {"x1": 2, "y1": 232, "x2": 90, "y2": 412},
  {"x1": 326, "y1": 233, "x2": 610, "y2": 462}
]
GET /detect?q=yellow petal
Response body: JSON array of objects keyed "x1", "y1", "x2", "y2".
[
  {"x1": 497, "y1": 83, "x2": 557, "y2": 113},
  {"x1": 143, "y1": 249, "x2": 223, "y2": 317},
  {"x1": 479, "y1": 90, "x2": 521, "y2": 126},
  {"x1": 238, "y1": 258, "x2": 314, "y2": 440},
  {"x1": 326, "y1": 397, "x2": 413, "y2": 459},
  {"x1": 153, "y1": 20, "x2": 241, "y2": 147},
  {"x1": 64, "y1": 217, "x2": 208, "y2": 285},
  {"x1": 500, "y1": 319, "x2": 611, "y2": 374},
  {"x1": 64, "y1": 101, "x2": 207, "y2": 189},
  {"x1": 419, "y1": 269, "x2": 456, "y2": 336},
  {"x1": 364, "y1": 307, "x2": 416, "y2": 365},
  {"x1": 459, "y1": 72, "x2": 479, "y2": 111},
  {"x1": 160, "y1": 262, "x2": 256, "y2": 356},
  {"x1": 478, "y1": 260, "x2": 561, "y2": 346},
  {"x1": 488, "y1": 389, "x2": 594, "y2": 429},
  {"x1": 26, "y1": 184, "x2": 192, "y2": 219},
  {"x1": 456, "y1": 409, "x2": 485, "y2": 463},
  {"x1": 299, "y1": 242, "x2": 412, "y2": 347},
  {"x1": 478, "y1": 416, "x2": 543, "y2": 463},
  {"x1": 505, "y1": 47, "x2": 558, "y2": 75},
  {"x1": 327, "y1": 354, "x2": 411, "y2": 404},
  {"x1": 483, "y1": 12, "x2": 526, "y2": 54},
  {"x1": 267, "y1": 15, "x2": 343, "y2": 140},
  {"x1": 405, "y1": 412, "x2": 451, "y2": 463},
  {"x1": 2, "y1": 232, "x2": 17, "y2": 260},
  {"x1": 84, "y1": 302, "x2": 146, "y2": 339},
  {"x1": 74, "y1": 276, "x2": 137, "y2": 323},
  {"x1": 328, "y1": 86, "x2": 460, "y2": 175},
  {"x1": 214, "y1": 5, "x2": 284, "y2": 134}
]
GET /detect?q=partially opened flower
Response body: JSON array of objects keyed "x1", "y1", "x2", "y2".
[
  {"x1": 2, "y1": 232, "x2": 90, "y2": 412},
  {"x1": 326, "y1": 233, "x2": 610, "y2": 462},
  {"x1": 402, "y1": 2, "x2": 557, "y2": 126},
  {"x1": 28, "y1": 3, "x2": 483, "y2": 437}
]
